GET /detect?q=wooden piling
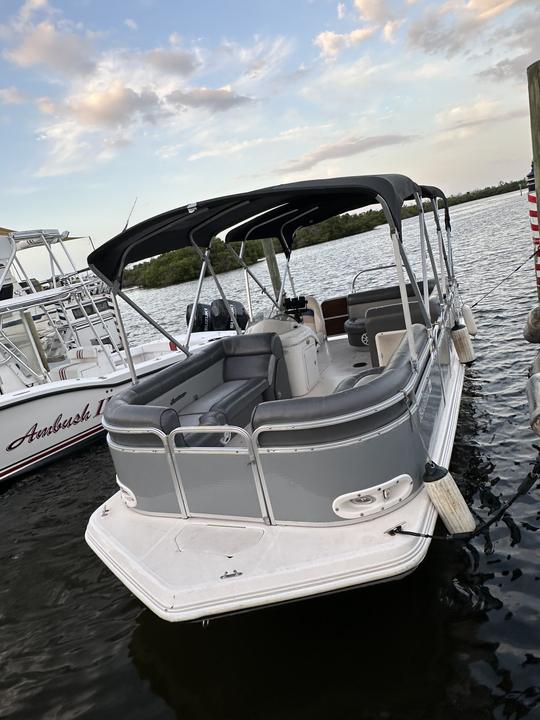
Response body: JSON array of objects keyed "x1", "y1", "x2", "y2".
[
  {"x1": 528, "y1": 60, "x2": 540, "y2": 300},
  {"x1": 261, "y1": 238, "x2": 282, "y2": 302}
]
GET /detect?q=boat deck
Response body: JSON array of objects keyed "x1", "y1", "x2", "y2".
[{"x1": 307, "y1": 335, "x2": 373, "y2": 397}]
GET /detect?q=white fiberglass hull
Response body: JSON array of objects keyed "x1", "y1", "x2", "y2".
[
  {"x1": 0, "y1": 357, "x2": 175, "y2": 481},
  {"x1": 0, "y1": 331, "x2": 233, "y2": 482},
  {"x1": 85, "y1": 359, "x2": 464, "y2": 622}
]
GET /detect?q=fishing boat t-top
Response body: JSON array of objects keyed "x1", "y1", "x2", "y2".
[{"x1": 85, "y1": 173, "x2": 477, "y2": 622}]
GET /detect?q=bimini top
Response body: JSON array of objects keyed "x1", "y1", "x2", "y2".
[{"x1": 89, "y1": 174, "x2": 426, "y2": 287}]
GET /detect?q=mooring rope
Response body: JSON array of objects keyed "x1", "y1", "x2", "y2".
[
  {"x1": 470, "y1": 247, "x2": 538, "y2": 309},
  {"x1": 389, "y1": 473, "x2": 537, "y2": 542}
]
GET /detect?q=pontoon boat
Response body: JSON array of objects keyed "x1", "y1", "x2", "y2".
[{"x1": 85, "y1": 174, "x2": 475, "y2": 621}]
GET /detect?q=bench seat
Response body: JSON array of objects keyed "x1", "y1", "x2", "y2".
[{"x1": 105, "y1": 332, "x2": 290, "y2": 448}]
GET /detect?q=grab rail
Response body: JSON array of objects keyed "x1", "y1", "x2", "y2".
[
  {"x1": 350, "y1": 264, "x2": 396, "y2": 292},
  {"x1": 167, "y1": 425, "x2": 272, "y2": 521}
]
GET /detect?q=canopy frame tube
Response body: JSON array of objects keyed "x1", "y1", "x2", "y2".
[
  {"x1": 111, "y1": 291, "x2": 138, "y2": 384},
  {"x1": 114, "y1": 288, "x2": 191, "y2": 357},
  {"x1": 0, "y1": 236, "x2": 16, "y2": 290},
  {"x1": 184, "y1": 248, "x2": 210, "y2": 348},
  {"x1": 224, "y1": 243, "x2": 282, "y2": 313}
]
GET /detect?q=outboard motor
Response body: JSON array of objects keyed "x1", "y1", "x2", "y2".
[
  {"x1": 210, "y1": 299, "x2": 249, "y2": 331},
  {"x1": 186, "y1": 303, "x2": 212, "y2": 332}
]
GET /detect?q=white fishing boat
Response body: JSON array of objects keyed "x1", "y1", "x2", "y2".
[
  {"x1": 85, "y1": 174, "x2": 477, "y2": 621},
  {"x1": 0, "y1": 229, "x2": 237, "y2": 481}
]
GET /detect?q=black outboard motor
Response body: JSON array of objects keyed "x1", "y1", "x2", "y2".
[
  {"x1": 186, "y1": 303, "x2": 212, "y2": 332},
  {"x1": 210, "y1": 299, "x2": 250, "y2": 331}
]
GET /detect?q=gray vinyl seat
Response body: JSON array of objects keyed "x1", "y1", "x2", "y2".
[
  {"x1": 106, "y1": 333, "x2": 290, "y2": 447},
  {"x1": 344, "y1": 280, "x2": 436, "y2": 347},
  {"x1": 365, "y1": 299, "x2": 440, "y2": 366},
  {"x1": 252, "y1": 324, "x2": 428, "y2": 447}
]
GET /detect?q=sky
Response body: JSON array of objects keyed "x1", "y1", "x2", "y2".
[{"x1": 0, "y1": 0, "x2": 538, "y2": 246}]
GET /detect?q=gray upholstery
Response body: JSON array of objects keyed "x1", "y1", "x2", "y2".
[
  {"x1": 347, "y1": 280, "x2": 435, "y2": 317},
  {"x1": 252, "y1": 325, "x2": 428, "y2": 447},
  {"x1": 106, "y1": 333, "x2": 290, "y2": 447},
  {"x1": 366, "y1": 299, "x2": 440, "y2": 366},
  {"x1": 332, "y1": 367, "x2": 383, "y2": 393},
  {"x1": 345, "y1": 280, "x2": 437, "y2": 348}
]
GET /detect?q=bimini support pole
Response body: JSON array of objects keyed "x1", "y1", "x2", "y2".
[
  {"x1": 376, "y1": 194, "x2": 418, "y2": 367},
  {"x1": 225, "y1": 244, "x2": 282, "y2": 313},
  {"x1": 415, "y1": 194, "x2": 444, "y2": 304},
  {"x1": 414, "y1": 193, "x2": 430, "y2": 312},
  {"x1": 430, "y1": 199, "x2": 448, "y2": 297},
  {"x1": 190, "y1": 241, "x2": 242, "y2": 334},
  {"x1": 185, "y1": 248, "x2": 209, "y2": 348},
  {"x1": 391, "y1": 230, "x2": 418, "y2": 368},
  {"x1": 116, "y1": 288, "x2": 191, "y2": 357},
  {"x1": 111, "y1": 291, "x2": 138, "y2": 384},
  {"x1": 276, "y1": 206, "x2": 317, "y2": 308},
  {"x1": 239, "y1": 241, "x2": 253, "y2": 320}
]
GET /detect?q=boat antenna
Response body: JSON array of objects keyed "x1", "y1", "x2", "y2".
[{"x1": 122, "y1": 197, "x2": 138, "y2": 232}]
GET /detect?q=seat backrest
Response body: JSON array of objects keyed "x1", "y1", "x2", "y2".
[
  {"x1": 347, "y1": 280, "x2": 436, "y2": 320},
  {"x1": 223, "y1": 332, "x2": 290, "y2": 400},
  {"x1": 304, "y1": 295, "x2": 326, "y2": 341},
  {"x1": 252, "y1": 326, "x2": 428, "y2": 447},
  {"x1": 365, "y1": 299, "x2": 440, "y2": 366}
]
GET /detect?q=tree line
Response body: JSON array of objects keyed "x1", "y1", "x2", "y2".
[{"x1": 122, "y1": 178, "x2": 524, "y2": 289}]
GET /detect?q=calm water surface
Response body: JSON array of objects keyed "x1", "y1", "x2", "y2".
[{"x1": 1, "y1": 191, "x2": 540, "y2": 720}]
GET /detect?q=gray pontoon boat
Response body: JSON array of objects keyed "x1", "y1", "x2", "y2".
[{"x1": 85, "y1": 174, "x2": 475, "y2": 621}]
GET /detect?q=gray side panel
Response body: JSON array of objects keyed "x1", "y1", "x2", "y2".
[
  {"x1": 109, "y1": 445, "x2": 182, "y2": 514},
  {"x1": 174, "y1": 452, "x2": 263, "y2": 518},
  {"x1": 259, "y1": 419, "x2": 426, "y2": 523},
  {"x1": 153, "y1": 360, "x2": 224, "y2": 411},
  {"x1": 418, "y1": 347, "x2": 444, "y2": 450}
]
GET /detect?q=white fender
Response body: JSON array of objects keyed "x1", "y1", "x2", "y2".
[
  {"x1": 423, "y1": 463, "x2": 476, "y2": 534},
  {"x1": 451, "y1": 323, "x2": 475, "y2": 364},
  {"x1": 462, "y1": 304, "x2": 477, "y2": 336}
]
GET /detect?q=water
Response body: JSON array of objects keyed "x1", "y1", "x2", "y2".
[{"x1": 1, "y1": 191, "x2": 540, "y2": 720}]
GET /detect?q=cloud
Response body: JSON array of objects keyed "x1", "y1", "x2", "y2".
[
  {"x1": 19, "y1": 0, "x2": 49, "y2": 21},
  {"x1": 67, "y1": 81, "x2": 165, "y2": 128},
  {"x1": 36, "y1": 120, "x2": 90, "y2": 176},
  {"x1": 408, "y1": 0, "x2": 524, "y2": 57},
  {"x1": 187, "y1": 125, "x2": 329, "y2": 161},
  {"x1": 35, "y1": 95, "x2": 55, "y2": 113},
  {"x1": 278, "y1": 133, "x2": 417, "y2": 173},
  {"x1": 382, "y1": 19, "x2": 403, "y2": 43},
  {"x1": 314, "y1": 27, "x2": 376, "y2": 58},
  {"x1": 302, "y1": 54, "x2": 389, "y2": 101},
  {"x1": 156, "y1": 142, "x2": 184, "y2": 159},
  {"x1": 215, "y1": 36, "x2": 292, "y2": 87},
  {"x1": 5, "y1": 20, "x2": 94, "y2": 75},
  {"x1": 353, "y1": 0, "x2": 403, "y2": 43},
  {"x1": 0, "y1": 86, "x2": 26, "y2": 104},
  {"x1": 441, "y1": 0, "x2": 519, "y2": 22},
  {"x1": 435, "y1": 98, "x2": 525, "y2": 141},
  {"x1": 477, "y1": 8, "x2": 540, "y2": 81},
  {"x1": 354, "y1": 0, "x2": 391, "y2": 23},
  {"x1": 166, "y1": 86, "x2": 253, "y2": 112},
  {"x1": 0, "y1": 4, "x2": 292, "y2": 176},
  {"x1": 337, "y1": 2, "x2": 346, "y2": 19},
  {"x1": 145, "y1": 47, "x2": 200, "y2": 76}
]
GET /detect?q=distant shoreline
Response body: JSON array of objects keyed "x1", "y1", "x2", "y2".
[{"x1": 124, "y1": 179, "x2": 525, "y2": 290}]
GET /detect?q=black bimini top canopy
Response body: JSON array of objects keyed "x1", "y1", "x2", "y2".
[{"x1": 89, "y1": 174, "x2": 436, "y2": 288}]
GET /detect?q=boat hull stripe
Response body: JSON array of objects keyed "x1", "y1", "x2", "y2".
[{"x1": 0, "y1": 424, "x2": 104, "y2": 479}]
